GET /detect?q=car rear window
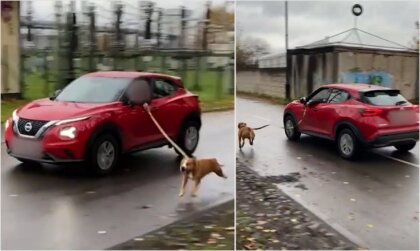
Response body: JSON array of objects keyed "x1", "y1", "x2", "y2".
[{"x1": 360, "y1": 90, "x2": 410, "y2": 106}]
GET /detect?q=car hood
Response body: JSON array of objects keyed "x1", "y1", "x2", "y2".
[{"x1": 16, "y1": 98, "x2": 119, "y2": 121}]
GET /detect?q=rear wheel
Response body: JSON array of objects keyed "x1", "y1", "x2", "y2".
[
  {"x1": 337, "y1": 128, "x2": 359, "y2": 160},
  {"x1": 284, "y1": 115, "x2": 301, "y2": 141},
  {"x1": 176, "y1": 120, "x2": 200, "y2": 157},
  {"x1": 394, "y1": 142, "x2": 416, "y2": 152},
  {"x1": 87, "y1": 134, "x2": 120, "y2": 175}
]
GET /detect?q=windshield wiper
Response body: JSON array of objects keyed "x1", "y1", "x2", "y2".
[{"x1": 395, "y1": 100, "x2": 407, "y2": 106}]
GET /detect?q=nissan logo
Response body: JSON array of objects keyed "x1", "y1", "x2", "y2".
[{"x1": 24, "y1": 122, "x2": 32, "y2": 132}]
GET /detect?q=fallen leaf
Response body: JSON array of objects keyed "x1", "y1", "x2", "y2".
[
  {"x1": 290, "y1": 218, "x2": 298, "y2": 223},
  {"x1": 405, "y1": 175, "x2": 410, "y2": 178},
  {"x1": 343, "y1": 181, "x2": 349, "y2": 185},
  {"x1": 97, "y1": 230, "x2": 107, "y2": 234},
  {"x1": 207, "y1": 238, "x2": 217, "y2": 244},
  {"x1": 224, "y1": 226, "x2": 235, "y2": 231},
  {"x1": 255, "y1": 226, "x2": 264, "y2": 229},
  {"x1": 367, "y1": 224, "x2": 374, "y2": 229},
  {"x1": 134, "y1": 238, "x2": 144, "y2": 241},
  {"x1": 211, "y1": 233, "x2": 221, "y2": 238},
  {"x1": 296, "y1": 157, "x2": 302, "y2": 160},
  {"x1": 205, "y1": 225, "x2": 214, "y2": 229},
  {"x1": 350, "y1": 198, "x2": 357, "y2": 202},
  {"x1": 256, "y1": 220, "x2": 267, "y2": 225},
  {"x1": 85, "y1": 191, "x2": 96, "y2": 194}
]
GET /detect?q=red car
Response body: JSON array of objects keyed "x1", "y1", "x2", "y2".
[
  {"x1": 4, "y1": 71, "x2": 201, "y2": 174},
  {"x1": 283, "y1": 84, "x2": 419, "y2": 159}
]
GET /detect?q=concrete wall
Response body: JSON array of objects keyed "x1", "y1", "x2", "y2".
[
  {"x1": 1, "y1": 1, "x2": 21, "y2": 97},
  {"x1": 288, "y1": 52, "x2": 336, "y2": 99},
  {"x1": 237, "y1": 68, "x2": 286, "y2": 98},
  {"x1": 338, "y1": 52, "x2": 418, "y2": 100},
  {"x1": 288, "y1": 47, "x2": 419, "y2": 100}
]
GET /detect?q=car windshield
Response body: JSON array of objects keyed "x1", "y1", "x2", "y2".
[
  {"x1": 361, "y1": 90, "x2": 410, "y2": 106},
  {"x1": 55, "y1": 76, "x2": 131, "y2": 103}
]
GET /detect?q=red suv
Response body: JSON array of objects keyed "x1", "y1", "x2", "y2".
[
  {"x1": 4, "y1": 71, "x2": 201, "y2": 174},
  {"x1": 283, "y1": 84, "x2": 419, "y2": 159}
]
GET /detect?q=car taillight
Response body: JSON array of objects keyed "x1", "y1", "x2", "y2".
[
  {"x1": 359, "y1": 108, "x2": 383, "y2": 117},
  {"x1": 412, "y1": 105, "x2": 419, "y2": 113}
]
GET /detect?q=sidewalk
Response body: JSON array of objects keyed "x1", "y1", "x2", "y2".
[
  {"x1": 236, "y1": 160, "x2": 359, "y2": 250},
  {"x1": 109, "y1": 200, "x2": 234, "y2": 250}
]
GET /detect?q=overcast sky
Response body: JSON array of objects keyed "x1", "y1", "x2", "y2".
[{"x1": 237, "y1": 0, "x2": 419, "y2": 53}]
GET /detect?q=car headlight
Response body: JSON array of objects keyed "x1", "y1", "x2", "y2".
[
  {"x1": 12, "y1": 109, "x2": 18, "y2": 121},
  {"x1": 59, "y1": 126, "x2": 77, "y2": 139},
  {"x1": 4, "y1": 119, "x2": 10, "y2": 130}
]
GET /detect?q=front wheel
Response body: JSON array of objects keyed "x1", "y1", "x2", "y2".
[
  {"x1": 337, "y1": 128, "x2": 359, "y2": 160},
  {"x1": 87, "y1": 134, "x2": 120, "y2": 175},
  {"x1": 284, "y1": 115, "x2": 301, "y2": 141},
  {"x1": 176, "y1": 121, "x2": 200, "y2": 157},
  {"x1": 394, "y1": 142, "x2": 416, "y2": 152}
]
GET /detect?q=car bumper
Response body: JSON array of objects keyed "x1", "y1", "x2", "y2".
[
  {"x1": 5, "y1": 134, "x2": 86, "y2": 164},
  {"x1": 366, "y1": 131, "x2": 419, "y2": 147}
]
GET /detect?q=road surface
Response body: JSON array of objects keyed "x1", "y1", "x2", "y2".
[
  {"x1": 1, "y1": 111, "x2": 234, "y2": 250},
  {"x1": 236, "y1": 97, "x2": 419, "y2": 250}
]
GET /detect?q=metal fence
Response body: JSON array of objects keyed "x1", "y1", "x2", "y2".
[{"x1": 19, "y1": 0, "x2": 234, "y2": 101}]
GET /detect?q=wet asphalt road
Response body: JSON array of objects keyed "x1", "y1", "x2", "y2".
[
  {"x1": 236, "y1": 97, "x2": 419, "y2": 250},
  {"x1": 1, "y1": 111, "x2": 234, "y2": 250}
]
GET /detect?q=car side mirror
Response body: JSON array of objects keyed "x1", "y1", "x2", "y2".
[
  {"x1": 49, "y1": 89, "x2": 61, "y2": 100},
  {"x1": 306, "y1": 99, "x2": 321, "y2": 107},
  {"x1": 299, "y1": 97, "x2": 307, "y2": 104}
]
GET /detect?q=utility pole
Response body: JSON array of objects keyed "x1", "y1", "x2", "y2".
[
  {"x1": 156, "y1": 8, "x2": 162, "y2": 48},
  {"x1": 285, "y1": 0, "x2": 290, "y2": 100},
  {"x1": 179, "y1": 6, "x2": 186, "y2": 48},
  {"x1": 114, "y1": 3, "x2": 123, "y2": 70},
  {"x1": 54, "y1": 0, "x2": 63, "y2": 89},
  {"x1": 202, "y1": 1, "x2": 211, "y2": 51},
  {"x1": 144, "y1": 2, "x2": 153, "y2": 40},
  {"x1": 26, "y1": 0, "x2": 33, "y2": 41},
  {"x1": 88, "y1": 5, "x2": 96, "y2": 72},
  {"x1": 285, "y1": 0, "x2": 288, "y2": 52}
]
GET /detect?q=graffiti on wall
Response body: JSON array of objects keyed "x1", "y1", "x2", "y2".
[{"x1": 340, "y1": 71, "x2": 392, "y2": 87}]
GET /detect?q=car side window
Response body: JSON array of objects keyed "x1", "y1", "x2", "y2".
[
  {"x1": 309, "y1": 88, "x2": 331, "y2": 103},
  {"x1": 328, "y1": 89, "x2": 349, "y2": 104},
  {"x1": 152, "y1": 79, "x2": 177, "y2": 99}
]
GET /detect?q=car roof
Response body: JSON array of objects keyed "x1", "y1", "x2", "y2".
[
  {"x1": 323, "y1": 83, "x2": 393, "y2": 93},
  {"x1": 84, "y1": 71, "x2": 183, "y2": 86}
]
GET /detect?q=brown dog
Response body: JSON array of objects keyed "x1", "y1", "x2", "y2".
[
  {"x1": 179, "y1": 157, "x2": 227, "y2": 197},
  {"x1": 238, "y1": 122, "x2": 269, "y2": 149}
]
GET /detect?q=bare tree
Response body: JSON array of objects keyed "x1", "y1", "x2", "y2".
[{"x1": 237, "y1": 34, "x2": 271, "y2": 68}]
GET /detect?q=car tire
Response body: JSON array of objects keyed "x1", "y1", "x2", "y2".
[
  {"x1": 337, "y1": 128, "x2": 359, "y2": 160},
  {"x1": 394, "y1": 142, "x2": 416, "y2": 152},
  {"x1": 87, "y1": 134, "x2": 120, "y2": 175},
  {"x1": 284, "y1": 115, "x2": 301, "y2": 141},
  {"x1": 176, "y1": 120, "x2": 200, "y2": 157}
]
